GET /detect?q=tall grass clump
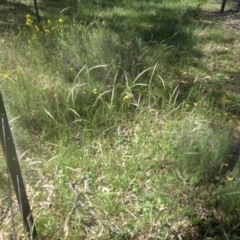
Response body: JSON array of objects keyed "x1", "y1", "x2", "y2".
[
  {"x1": 1, "y1": 13, "x2": 178, "y2": 143},
  {"x1": 164, "y1": 112, "x2": 234, "y2": 185}
]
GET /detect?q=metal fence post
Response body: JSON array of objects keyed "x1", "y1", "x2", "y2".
[{"x1": 0, "y1": 93, "x2": 37, "y2": 239}]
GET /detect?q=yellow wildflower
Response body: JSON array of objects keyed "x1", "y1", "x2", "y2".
[
  {"x1": 26, "y1": 14, "x2": 33, "y2": 26},
  {"x1": 1, "y1": 38, "x2": 5, "y2": 43},
  {"x1": 226, "y1": 176, "x2": 234, "y2": 181},
  {"x1": 185, "y1": 104, "x2": 190, "y2": 107},
  {"x1": 32, "y1": 34, "x2": 38, "y2": 40},
  {"x1": 123, "y1": 95, "x2": 130, "y2": 100},
  {"x1": 221, "y1": 95, "x2": 227, "y2": 99},
  {"x1": 93, "y1": 88, "x2": 98, "y2": 95},
  {"x1": 44, "y1": 29, "x2": 51, "y2": 34},
  {"x1": 47, "y1": 19, "x2": 52, "y2": 24},
  {"x1": 26, "y1": 18, "x2": 33, "y2": 26},
  {"x1": 221, "y1": 95, "x2": 230, "y2": 103},
  {"x1": 193, "y1": 102, "x2": 198, "y2": 107},
  {"x1": 58, "y1": 18, "x2": 64, "y2": 23},
  {"x1": 35, "y1": 25, "x2": 40, "y2": 32}
]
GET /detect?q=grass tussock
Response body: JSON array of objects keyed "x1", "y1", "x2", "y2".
[{"x1": 1, "y1": 0, "x2": 240, "y2": 239}]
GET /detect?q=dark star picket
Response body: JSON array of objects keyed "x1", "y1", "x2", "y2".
[
  {"x1": 221, "y1": 0, "x2": 240, "y2": 13},
  {"x1": 0, "y1": 93, "x2": 37, "y2": 239}
]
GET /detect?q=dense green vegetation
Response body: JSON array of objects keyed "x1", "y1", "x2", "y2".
[{"x1": 1, "y1": 0, "x2": 240, "y2": 239}]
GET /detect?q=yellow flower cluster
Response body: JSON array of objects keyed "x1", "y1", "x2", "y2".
[
  {"x1": 44, "y1": 28, "x2": 51, "y2": 34},
  {"x1": 93, "y1": 88, "x2": 98, "y2": 95},
  {"x1": 32, "y1": 34, "x2": 37, "y2": 40},
  {"x1": 226, "y1": 175, "x2": 234, "y2": 181},
  {"x1": 0, "y1": 67, "x2": 23, "y2": 81},
  {"x1": 26, "y1": 14, "x2": 33, "y2": 26},
  {"x1": 35, "y1": 25, "x2": 40, "y2": 32},
  {"x1": 221, "y1": 95, "x2": 230, "y2": 103},
  {"x1": 17, "y1": 16, "x2": 95, "y2": 48},
  {"x1": 185, "y1": 102, "x2": 198, "y2": 108}
]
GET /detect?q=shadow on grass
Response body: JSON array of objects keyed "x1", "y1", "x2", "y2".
[
  {"x1": 82, "y1": 5, "x2": 201, "y2": 52},
  {"x1": 0, "y1": 1, "x2": 200, "y2": 54},
  {"x1": 0, "y1": 0, "x2": 72, "y2": 30},
  {"x1": 0, "y1": 2, "x2": 37, "y2": 31}
]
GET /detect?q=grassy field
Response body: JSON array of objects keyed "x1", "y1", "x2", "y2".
[{"x1": 1, "y1": 0, "x2": 240, "y2": 239}]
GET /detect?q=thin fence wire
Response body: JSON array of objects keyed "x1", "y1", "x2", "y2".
[{"x1": 6, "y1": 158, "x2": 17, "y2": 239}]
